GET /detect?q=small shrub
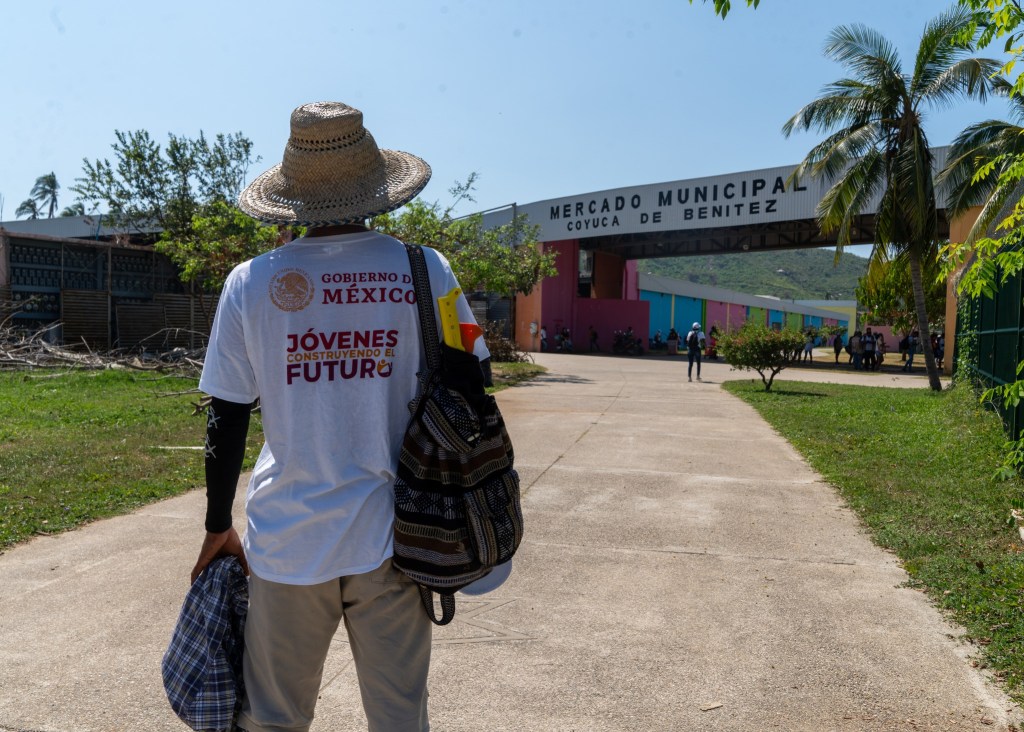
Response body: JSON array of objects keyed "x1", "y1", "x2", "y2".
[{"x1": 718, "y1": 323, "x2": 805, "y2": 391}]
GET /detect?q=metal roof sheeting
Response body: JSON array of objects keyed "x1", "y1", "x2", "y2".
[{"x1": 0, "y1": 216, "x2": 158, "y2": 240}]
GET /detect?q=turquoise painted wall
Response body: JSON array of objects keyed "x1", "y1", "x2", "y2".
[
  {"x1": 641, "y1": 291, "x2": 673, "y2": 336},
  {"x1": 676, "y1": 296, "x2": 703, "y2": 331}
]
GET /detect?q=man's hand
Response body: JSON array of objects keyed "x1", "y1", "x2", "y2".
[{"x1": 191, "y1": 527, "x2": 249, "y2": 584}]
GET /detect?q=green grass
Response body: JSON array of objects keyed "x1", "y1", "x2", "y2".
[
  {"x1": 489, "y1": 362, "x2": 547, "y2": 392},
  {"x1": 0, "y1": 362, "x2": 543, "y2": 551},
  {"x1": 0, "y1": 369, "x2": 263, "y2": 551},
  {"x1": 723, "y1": 378, "x2": 1024, "y2": 699}
]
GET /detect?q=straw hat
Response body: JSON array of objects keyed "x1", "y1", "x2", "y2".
[{"x1": 238, "y1": 102, "x2": 431, "y2": 226}]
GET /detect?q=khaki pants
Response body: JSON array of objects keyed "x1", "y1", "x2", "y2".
[{"x1": 237, "y1": 559, "x2": 431, "y2": 732}]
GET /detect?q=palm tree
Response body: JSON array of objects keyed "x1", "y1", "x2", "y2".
[
  {"x1": 782, "y1": 7, "x2": 1001, "y2": 391},
  {"x1": 60, "y1": 202, "x2": 86, "y2": 217},
  {"x1": 30, "y1": 172, "x2": 60, "y2": 218},
  {"x1": 15, "y1": 198, "x2": 42, "y2": 220},
  {"x1": 937, "y1": 77, "x2": 1024, "y2": 245}
]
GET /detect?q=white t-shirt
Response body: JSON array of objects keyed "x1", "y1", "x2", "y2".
[{"x1": 199, "y1": 231, "x2": 489, "y2": 585}]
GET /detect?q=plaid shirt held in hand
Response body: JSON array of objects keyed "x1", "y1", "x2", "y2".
[{"x1": 162, "y1": 556, "x2": 248, "y2": 731}]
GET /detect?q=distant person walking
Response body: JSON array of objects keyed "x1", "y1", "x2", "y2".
[
  {"x1": 902, "y1": 330, "x2": 919, "y2": 372},
  {"x1": 833, "y1": 334, "x2": 844, "y2": 365},
  {"x1": 686, "y1": 322, "x2": 706, "y2": 382}
]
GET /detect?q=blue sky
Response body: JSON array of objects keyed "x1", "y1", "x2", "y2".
[{"x1": 0, "y1": 0, "x2": 1011, "y2": 242}]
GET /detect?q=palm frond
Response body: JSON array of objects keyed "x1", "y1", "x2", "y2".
[
  {"x1": 890, "y1": 130, "x2": 938, "y2": 244},
  {"x1": 824, "y1": 24, "x2": 902, "y2": 88},
  {"x1": 782, "y1": 92, "x2": 881, "y2": 136},
  {"x1": 816, "y1": 150, "x2": 886, "y2": 243},
  {"x1": 796, "y1": 123, "x2": 882, "y2": 185},
  {"x1": 15, "y1": 198, "x2": 41, "y2": 219},
  {"x1": 911, "y1": 5, "x2": 978, "y2": 93},
  {"x1": 963, "y1": 175, "x2": 1024, "y2": 245},
  {"x1": 939, "y1": 119, "x2": 1024, "y2": 216},
  {"x1": 920, "y1": 57, "x2": 1004, "y2": 108}
]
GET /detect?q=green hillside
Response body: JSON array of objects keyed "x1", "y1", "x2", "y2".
[{"x1": 638, "y1": 248, "x2": 868, "y2": 301}]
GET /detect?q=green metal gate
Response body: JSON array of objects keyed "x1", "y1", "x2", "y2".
[{"x1": 958, "y1": 267, "x2": 1024, "y2": 438}]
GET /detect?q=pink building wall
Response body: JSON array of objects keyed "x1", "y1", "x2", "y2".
[
  {"x1": 705, "y1": 301, "x2": 729, "y2": 333},
  {"x1": 577, "y1": 298, "x2": 650, "y2": 351},
  {"x1": 723, "y1": 303, "x2": 747, "y2": 332},
  {"x1": 533, "y1": 239, "x2": 651, "y2": 349},
  {"x1": 539, "y1": 240, "x2": 578, "y2": 340},
  {"x1": 866, "y1": 325, "x2": 897, "y2": 351}
]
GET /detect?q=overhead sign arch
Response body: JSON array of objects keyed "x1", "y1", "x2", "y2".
[{"x1": 482, "y1": 147, "x2": 953, "y2": 259}]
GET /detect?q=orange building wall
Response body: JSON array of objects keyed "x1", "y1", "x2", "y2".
[
  {"x1": 515, "y1": 285, "x2": 543, "y2": 352},
  {"x1": 592, "y1": 250, "x2": 623, "y2": 299}
]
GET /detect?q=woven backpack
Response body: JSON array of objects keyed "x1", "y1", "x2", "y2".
[{"x1": 392, "y1": 244, "x2": 524, "y2": 625}]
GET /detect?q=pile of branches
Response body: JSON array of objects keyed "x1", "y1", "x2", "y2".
[
  {"x1": 482, "y1": 320, "x2": 533, "y2": 364},
  {"x1": 1, "y1": 299, "x2": 206, "y2": 376}
]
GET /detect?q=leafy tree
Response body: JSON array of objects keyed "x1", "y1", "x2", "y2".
[
  {"x1": 939, "y1": 59, "x2": 1024, "y2": 302},
  {"x1": 688, "y1": 0, "x2": 759, "y2": 19},
  {"x1": 941, "y1": 2, "x2": 1024, "y2": 295},
  {"x1": 783, "y1": 7, "x2": 1000, "y2": 391},
  {"x1": 30, "y1": 173, "x2": 59, "y2": 218},
  {"x1": 444, "y1": 217, "x2": 556, "y2": 296},
  {"x1": 939, "y1": 77, "x2": 1024, "y2": 253},
  {"x1": 157, "y1": 201, "x2": 281, "y2": 292},
  {"x1": 942, "y1": 1, "x2": 1024, "y2": 475},
  {"x1": 958, "y1": 1, "x2": 1023, "y2": 92},
  {"x1": 70, "y1": 130, "x2": 258, "y2": 240},
  {"x1": 856, "y1": 252, "x2": 946, "y2": 334},
  {"x1": 372, "y1": 176, "x2": 557, "y2": 298},
  {"x1": 70, "y1": 128, "x2": 265, "y2": 328},
  {"x1": 155, "y1": 201, "x2": 284, "y2": 327},
  {"x1": 15, "y1": 198, "x2": 41, "y2": 220},
  {"x1": 818, "y1": 323, "x2": 847, "y2": 341},
  {"x1": 718, "y1": 322, "x2": 805, "y2": 392}
]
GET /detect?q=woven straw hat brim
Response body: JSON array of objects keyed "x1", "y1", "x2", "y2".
[{"x1": 238, "y1": 148, "x2": 431, "y2": 227}]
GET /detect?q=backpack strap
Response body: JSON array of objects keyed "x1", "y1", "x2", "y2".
[
  {"x1": 404, "y1": 244, "x2": 458, "y2": 627},
  {"x1": 405, "y1": 243, "x2": 442, "y2": 371},
  {"x1": 418, "y1": 585, "x2": 457, "y2": 626}
]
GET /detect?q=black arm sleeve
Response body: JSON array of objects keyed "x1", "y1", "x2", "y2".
[
  {"x1": 480, "y1": 357, "x2": 494, "y2": 389},
  {"x1": 204, "y1": 397, "x2": 254, "y2": 533}
]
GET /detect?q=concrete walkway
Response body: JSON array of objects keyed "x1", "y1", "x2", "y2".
[{"x1": 0, "y1": 353, "x2": 1015, "y2": 731}]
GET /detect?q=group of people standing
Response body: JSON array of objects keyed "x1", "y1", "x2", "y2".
[
  {"x1": 842, "y1": 327, "x2": 886, "y2": 371},
  {"x1": 836, "y1": 328, "x2": 944, "y2": 372}
]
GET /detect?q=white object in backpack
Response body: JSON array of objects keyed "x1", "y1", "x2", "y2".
[{"x1": 459, "y1": 560, "x2": 513, "y2": 596}]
